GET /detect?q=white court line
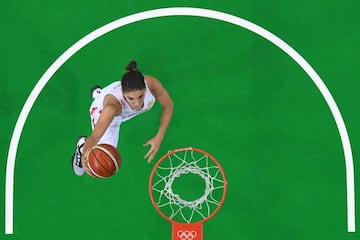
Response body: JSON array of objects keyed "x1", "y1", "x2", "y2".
[{"x1": 5, "y1": 7, "x2": 355, "y2": 234}]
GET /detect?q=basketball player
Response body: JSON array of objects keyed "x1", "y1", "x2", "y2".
[{"x1": 71, "y1": 61, "x2": 173, "y2": 176}]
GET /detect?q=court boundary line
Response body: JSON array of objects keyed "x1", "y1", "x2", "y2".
[{"x1": 5, "y1": 7, "x2": 355, "y2": 234}]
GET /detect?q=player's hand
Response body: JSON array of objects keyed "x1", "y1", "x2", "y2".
[
  {"x1": 81, "y1": 137, "x2": 97, "y2": 177},
  {"x1": 143, "y1": 136, "x2": 162, "y2": 163},
  {"x1": 81, "y1": 149, "x2": 95, "y2": 177}
]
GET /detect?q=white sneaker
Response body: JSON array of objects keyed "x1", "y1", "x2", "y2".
[
  {"x1": 90, "y1": 85, "x2": 102, "y2": 100},
  {"x1": 71, "y1": 136, "x2": 86, "y2": 176}
]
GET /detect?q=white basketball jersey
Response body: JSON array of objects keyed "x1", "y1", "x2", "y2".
[
  {"x1": 89, "y1": 80, "x2": 156, "y2": 146},
  {"x1": 90, "y1": 80, "x2": 156, "y2": 127}
]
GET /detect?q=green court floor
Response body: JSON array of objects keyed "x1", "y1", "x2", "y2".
[{"x1": 1, "y1": 1, "x2": 360, "y2": 239}]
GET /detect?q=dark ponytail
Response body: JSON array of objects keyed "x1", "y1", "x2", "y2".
[
  {"x1": 125, "y1": 60, "x2": 139, "y2": 72},
  {"x1": 121, "y1": 60, "x2": 145, "y2": 92}
]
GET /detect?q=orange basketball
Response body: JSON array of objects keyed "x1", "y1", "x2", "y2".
[{"x1": 86, "y1": 144, "x2": 121, "y2": 178}]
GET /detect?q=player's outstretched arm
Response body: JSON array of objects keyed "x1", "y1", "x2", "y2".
[
  {"x1": 82, "y1": 95, "x2": 122, "y2": 173},
  {"x1": 144, "y1": 75, "x2": 174, "y2": 163}
]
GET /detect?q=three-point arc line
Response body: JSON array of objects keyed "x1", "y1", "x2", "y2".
[{"x1": 4, "y1": 7, "x2": 355, "y2": 234}]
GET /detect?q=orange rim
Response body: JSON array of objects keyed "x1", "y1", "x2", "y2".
[{"x1": 148, "y1": 147, "x2": 227, "y2": 224}]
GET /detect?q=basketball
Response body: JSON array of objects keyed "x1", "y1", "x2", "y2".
[{"x1": 86, "y1": 144, "x2": 121, "y2": 178}]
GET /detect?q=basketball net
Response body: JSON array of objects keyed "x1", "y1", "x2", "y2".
[{"x1": 149, "y1": 147, "x2": 227, "y2": 240}]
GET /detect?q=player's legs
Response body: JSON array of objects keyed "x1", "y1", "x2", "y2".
[
  {"x1": 97, "y1": 122, "x2": 121, "y2": 148},
  {"x1": 71, "y1": 136, "x2": 87, "y2": 176},
  {"x1": 71, "y1": 85, "x2": 103, "y2": 176}
]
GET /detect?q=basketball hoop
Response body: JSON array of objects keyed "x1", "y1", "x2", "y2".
[{"x1": 149, "y1": 147, "x2": 227, "y2": 240}]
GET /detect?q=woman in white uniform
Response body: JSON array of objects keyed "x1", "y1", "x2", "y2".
[{"x1": 71, "y1": 61, "x2": 173, "y2": 176}]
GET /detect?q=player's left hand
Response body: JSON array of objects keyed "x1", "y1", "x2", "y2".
[{"x1": 143, "y1": 136, "x2": 162, "y2": 163}]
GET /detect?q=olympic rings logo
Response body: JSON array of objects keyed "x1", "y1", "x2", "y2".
[{"x1": 177, "y1": 230, "x2": 197, "y2": 240}]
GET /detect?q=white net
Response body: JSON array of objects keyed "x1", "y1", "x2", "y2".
[{"x1": 150, "y1": 148, "x2": 226, "y2": 223}]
